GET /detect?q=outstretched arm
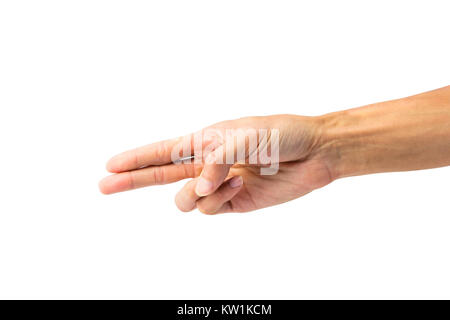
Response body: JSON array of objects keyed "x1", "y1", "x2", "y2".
[
  {"x1": 319, "y1": 85, "x2": 450, "y2": 179},
  {"x1": 99, "y1": 86, "x2": 450, "y2": 214}
]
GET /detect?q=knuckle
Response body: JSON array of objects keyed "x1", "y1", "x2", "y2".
[
  {"x1": 152, "y1": 167, "x2": 165, "y2": 184},
  {"x1": 174, "y1": 192, "x2": 193, "y2": 212},
  {"x1": 133, "y1": 149, "x2": 139, "y2": 168},
  {"x1": 127, "y1": 171, "x2": 135, "y2": 189},
  {"x1": 156, "y1": 140, "x2": 170, "y2": 161},
  {"x1": 196, "y1": 201, "x2": 216, "y2": 215},
  {"x1": 175, "y1": 200, "x2": 191, "y2": 212},
  {"x1": 182, "y1": 163, "x2": 195, "y2": 178},
  {"x1": 175, "y1": 181, "x2": 198, "y2": 212}
]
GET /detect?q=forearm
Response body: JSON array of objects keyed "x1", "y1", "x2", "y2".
[{"x1": 316, "y1": 86, "x2": 450, "y2": 179}]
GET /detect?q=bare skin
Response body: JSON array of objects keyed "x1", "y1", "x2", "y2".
[{"x1": 99, "y1": 86, "x2": 450, "y2": 214}]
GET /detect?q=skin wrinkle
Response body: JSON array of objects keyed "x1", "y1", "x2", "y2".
[
  {"x1": 133, "y1": 148, "x2": 139, "y2": 171},
  {"x1": 154, "y1": 166, "x2": 164, "y2": 185},
  {"x1": 128, "y1": 171, "x2": 135, "y2": 190}
]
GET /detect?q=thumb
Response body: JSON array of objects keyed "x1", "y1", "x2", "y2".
[
  {"x1": 195, "y1": 144, "x2": 232, "y2": 197},
  {"x1": 195, "y1": 127, "x2": 261, "y2": 196}
]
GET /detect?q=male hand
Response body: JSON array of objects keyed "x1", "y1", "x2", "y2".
[{"x1": 99, "y1": 115, "x2": 334, "y2": 214}]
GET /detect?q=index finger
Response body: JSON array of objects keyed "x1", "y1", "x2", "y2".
[{"x1": 106, "y1": 135, "x2": 192, "y2": 173}]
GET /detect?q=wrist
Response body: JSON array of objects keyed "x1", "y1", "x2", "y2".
[
  {"x1": 312, "y1": 89, "x2": 450, "y2": 180},
  {"x1": 304, "y1": 86, "x2": 450, "y2": 182},
  {"x1": 312, "y1": 109, "x2": 371, "y2": 180}
]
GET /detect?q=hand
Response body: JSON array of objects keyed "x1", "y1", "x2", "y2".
[
  {"x1": 99, "y1": 115, "x2": 334, "y2": 214},
  {"x1": 100, "y1": 87, "x2": 450, "y2": 214}
]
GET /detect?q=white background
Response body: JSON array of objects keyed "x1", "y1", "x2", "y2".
[{"x1": 0, "y1": 0, "x2": 449, "y2": 299}]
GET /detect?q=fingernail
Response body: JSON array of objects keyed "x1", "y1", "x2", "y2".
[
  {"x1": 195, "y1": 177, "x2": 214, "y2": 196},
  {"x1": 229, "y1": 176, "x2": 243, "y2": 188}
]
